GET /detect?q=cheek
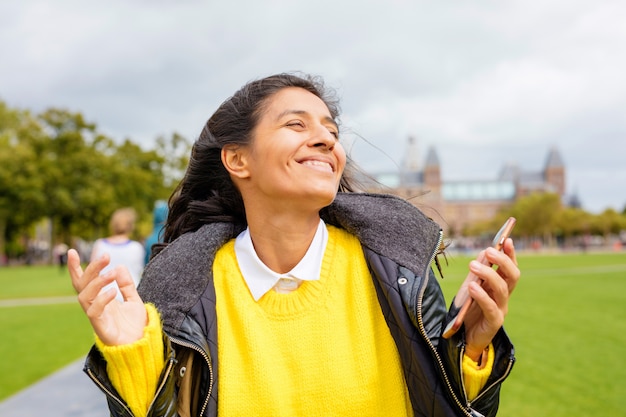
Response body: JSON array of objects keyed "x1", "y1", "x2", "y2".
[{"x1": 334, "y1": 143, "x2": 348, "y2": 174}]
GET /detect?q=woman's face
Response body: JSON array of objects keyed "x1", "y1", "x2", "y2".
[{"x1": 237, "y1": 87, "x2": 346, "y2": 210}]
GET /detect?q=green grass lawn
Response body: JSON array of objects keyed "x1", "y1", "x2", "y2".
[
  {"x1": 0, "y1": 265, "x2": 94, "y2": 400},
  {"x1": 1, "y1": 264, "x2": 77, "y2": 299},
  {"x1": 1, "y1": 251, "x2": 626, "y2": 415},
  {"x1": 438, "y1": 251, "x2": 626, "y2": 416}
]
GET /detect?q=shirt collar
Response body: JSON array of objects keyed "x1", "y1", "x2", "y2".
[{"x1": 234, "y1": 219, "x2": 328, "y2": 301}]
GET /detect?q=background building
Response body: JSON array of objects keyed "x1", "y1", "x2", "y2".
[{"x1": 370, "y1": 137, "x2": 571, "y2": 236}]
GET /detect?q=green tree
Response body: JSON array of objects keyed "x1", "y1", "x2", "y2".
[
  {"x1": 155, "y1": 132, "x2": 192, "y2": 189},
  {"x1": 34, "y1": 109, "x2": 177, "y2": 244},
  {"x1": 34, "y1": 108, "x2": 111, "y2": 246},
  {"x1": 105, "y1": 138, "x2": 169, "y2": 232},
  {"x1": 591, "y1": 208, "x2": 626, "y2": 239},
  {"x1": 0, "y1": 101, "x2": 192, "y2": 262},
  {"x1": 0, "y1": 102, "x2": 48, "y2": 261},
  {"x1": 509, "y1": 192, "x2": 562, "y2": 246},
  {"x1": 553, "y1": 206, "x2": 593, "y2": 247},
  {"x1": 34, "y1": 109, "x2": 191, "y2": 244}
]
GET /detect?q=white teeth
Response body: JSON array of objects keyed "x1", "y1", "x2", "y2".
[{"x1": 301, "y1": 160, "x2": 332, "y2": 172}]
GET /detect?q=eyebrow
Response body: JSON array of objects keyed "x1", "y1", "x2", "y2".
[{"x1": 276, "y1": 109, "x2": 338, "y2": 130}]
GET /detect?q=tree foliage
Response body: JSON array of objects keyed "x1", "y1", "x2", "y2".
[
  {"x1": 0, "y1": 100, "x2": 190, "y2": 262},
  {"x1": 466, "y1": 192, "x2": 626, "y2": 249},
  {"x1": 0, "y1": 102, "x2": 48, "y2": 258},
  {"x1": 509, "y1": 192, "x2": 561, "y2": 242}
]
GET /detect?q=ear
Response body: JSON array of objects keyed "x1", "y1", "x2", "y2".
[{"x1": 221, "y1": 145, "x2": 250, "y2": 179}]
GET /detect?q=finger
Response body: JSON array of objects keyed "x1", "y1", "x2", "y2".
[
  {"x1": 86, "y1": 282, "x2": 118, "y2": 317},
  {"x1": 77, "y1": 271, "x2": 116, "y2": 310},
  {"x1": 460, "y1": 249, "x2": 487, "y2": 288},
  {"x1": 503, "y1": 238, "x2": 518, "y2": 265},
  {"x1": 485, "y1": 245, "x2": 521, "y2": 294},
  {"x1": 83, "y1": 253, "x2": 111, "y2": 278},
  {"x1": 469, "y1": 259, "x2": 510, "y2": 308},
  {"x1": 468, "y1": 281, "x2": 506, "y2": 333},
  {"x1": 112, "y1": 266, "x2": 143, "y2": 303},
  {"x1": 84, "y1": 286, "x2": 120, "y2": 342},
  {"x1": 67, "y1": 249, "x2": 84, "y2": 288},
  {"x1": 74, "y1": 253, "x2": 111, "y2": 293},
  {"x1": 468, "y1": 281, "x2": 499, "y2": 315}
]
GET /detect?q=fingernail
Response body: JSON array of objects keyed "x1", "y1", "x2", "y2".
[{"x1": 470, "y1": 260, "x2": 482, "y2": 271}]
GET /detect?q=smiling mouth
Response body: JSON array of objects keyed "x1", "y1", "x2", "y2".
[{"x1": 300, "y1": 160, "x2": 334, "y2": 173}]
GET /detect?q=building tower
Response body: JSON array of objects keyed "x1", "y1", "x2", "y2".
[
  {"x1": 544, "y1": 147, "x2": 566, "y2": 196},
  {"x1": 423, "y1": 146, "x2": 441, "y2": 192},
  {"x1": 400, "y1": 136, "x2": 421, "y2": 186}
]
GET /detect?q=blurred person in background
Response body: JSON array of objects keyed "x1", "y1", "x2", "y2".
[
  {"x1": 90, "y1": 207, "x2": 145, "y2": 288},
  {"x1": 144, "y1": 200, "x2": 168, "y2": 265},
  {"x1": 53, "y1": 241, "x2": 69, "y2": 270}
]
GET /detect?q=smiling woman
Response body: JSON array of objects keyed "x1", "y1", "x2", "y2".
[
  {"x1": 222, "y1": 87, "x2": 347, "y2": 249},
  {"x1": 67, "y1": 73, "x2": 520, "y2": 417},
  {"x1": 162, "y1": 74, "x2": 362, "y2": 243}
]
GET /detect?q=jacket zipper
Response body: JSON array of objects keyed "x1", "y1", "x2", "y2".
[
  {"x1": 86, "y1": 357, "x2": 176, "y2": 417},
  {"x1": 467, "y1": 348, "x2": 515, "y2": 406},
  {"x1": 147, "y1": 358, "x2": 176, "y2": 413},
  {"x1": 86, "y1": 368, "x2": 134, "y2": 416},
  {"x1": 420, "y1": 230, "x2": 515, "y2": 415},
  {"x1": 170, "y1": 336, "x2": 214, "y2": 417},
  {"x1": 415, "y1": 230, "x2": 472, "y2": 417}
]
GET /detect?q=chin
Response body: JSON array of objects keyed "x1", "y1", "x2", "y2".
[{"x1": 305, "y1": 188, "x2": 339, "y2": 209}]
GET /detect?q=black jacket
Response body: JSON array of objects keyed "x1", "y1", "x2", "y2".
[{"x1": 84, "y1": 193, "x2": 515, "y2": 417}]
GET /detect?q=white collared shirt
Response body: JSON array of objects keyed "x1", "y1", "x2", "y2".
[{"x1": 234, "y1": 220, "x2": 328, "y2": 301}]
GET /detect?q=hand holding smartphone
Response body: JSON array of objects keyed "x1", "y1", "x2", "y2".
[{"x1": 442, "y1": 217, "x2": 516, "y2": 339}]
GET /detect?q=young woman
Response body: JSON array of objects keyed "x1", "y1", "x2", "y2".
[
  {"x1": 90, "y1": 207, "x2": 145, "y2": 288},
  {"x1": 68, "y1": 73, "x2": 519, "y2": 417}
]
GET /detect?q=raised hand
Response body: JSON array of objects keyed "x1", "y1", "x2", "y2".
[
  {"x1": 463, "y1": 238, "x2": 520, "y2": 361},
  {"x1": 67, "y1": 249, "x2": 147, "y2": 346}
]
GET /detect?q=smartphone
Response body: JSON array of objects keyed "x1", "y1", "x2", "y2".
[{"x1": 441, "y1": 216, "x2": 516, "y2": 339}]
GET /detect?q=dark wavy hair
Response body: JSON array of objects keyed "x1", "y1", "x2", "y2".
[{"x1": 163, "y1": 73, "x2": 363, "y2": 243}]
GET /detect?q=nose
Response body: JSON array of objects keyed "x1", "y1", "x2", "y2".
[{"x1": 310, "y1": 125, "x2": 337, "y2": 151}]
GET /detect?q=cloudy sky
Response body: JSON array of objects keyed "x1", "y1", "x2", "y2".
[{"x1": 1, "y1": 0, "x2": 624, "y2": 213}]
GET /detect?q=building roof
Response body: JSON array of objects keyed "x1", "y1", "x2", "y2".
[
  {"x1": 371, "y1": 139, "x2": 565, "y2": 202},
  {"x1": 424, "y1": 146, "x2": 440, "y2": 167},
  {"x1": 545, "y1": 146, "x2": 564, "y2": 169}
]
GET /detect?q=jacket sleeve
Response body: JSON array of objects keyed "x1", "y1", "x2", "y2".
[
  {"x1": 438, "y1": 308, "x2": 516, "y2": 417},
  {"x1": 95, "y1": 305, "x2": 164, "y2": 417},
  {"x1": 84, "y1": 333, "x2": 180, "y2": 417}
]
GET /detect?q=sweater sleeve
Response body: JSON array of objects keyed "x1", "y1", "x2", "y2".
[
  {"x1": 95, "y1": 304, "x2": 165, "y2": 417},
  {"x1": 461, "y1": 343, "x2": 495, "y2": 401}
]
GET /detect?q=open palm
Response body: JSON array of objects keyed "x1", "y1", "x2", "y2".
[{"x1": 67, "y1": 249, "x2": 147, "y2": 346}]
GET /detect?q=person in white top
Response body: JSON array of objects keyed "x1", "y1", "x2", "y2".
[{"x1": 90, "y1": 207, "x2": 145, "y2": 290}]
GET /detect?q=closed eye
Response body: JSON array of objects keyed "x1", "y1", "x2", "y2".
[
  {"x1": 286, "y1": 120, "x2": 305, "y2": 129},
  {"x1": 285, "y1": 119, "x2": 338, "y2": 140}
]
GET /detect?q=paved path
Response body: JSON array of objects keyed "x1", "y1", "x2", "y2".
[
  {"x1": 0, "y1": 357, "x2": 110, "y2": 417},
  {"x1": 0, "y1": 296, "x2": 77, "y2": 307}
]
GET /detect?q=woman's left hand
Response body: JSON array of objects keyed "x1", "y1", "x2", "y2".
[{"x1": 463, "y1": 238, "x2": 520, "y2": 361}]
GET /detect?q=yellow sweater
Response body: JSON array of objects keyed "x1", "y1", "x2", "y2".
[
  {"x1": 213, "y1": 226, "x2": 412, "y2": 416},
  {"x1": 99, "y1": 226, "x2": 493, "y2": 416}
]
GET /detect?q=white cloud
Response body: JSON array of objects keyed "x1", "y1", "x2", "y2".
[{"x1": 1, "y1": 0, "x2": 624, "y2": 213}]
